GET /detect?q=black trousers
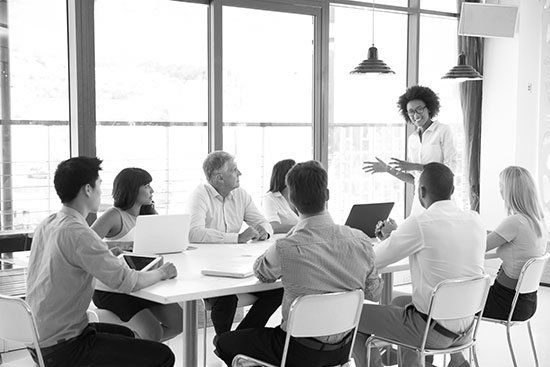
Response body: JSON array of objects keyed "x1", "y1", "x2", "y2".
[
  {"x1": 215, "y1": 326, "x2": 351, "y2": 367},
  {"x1": 207, "y1": 288, "x2": 283, "y2": 335},
  {"x1": 93, "y1": 290, "x2": 160, "y2": 322},
  {"x1": 29, "y1": 323, "x2": 174, "y2": 367},
  {"x1": 483, "y1": 281, "x2": 537, "y2": 321}
]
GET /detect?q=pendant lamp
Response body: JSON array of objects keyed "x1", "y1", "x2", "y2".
[
  {"x1": 350, "y1": 1, "x2": 395, "y2": 75},
  {"x1": 441, "y1": 53, "x2": 483, "y2": 81}
]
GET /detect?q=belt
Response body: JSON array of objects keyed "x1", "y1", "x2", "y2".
[
  {"x1": 292, "y1": 331, "x2": 353, "y2": 352},
  {"x1": 415, "y1": 311, "x2": 460, "y2": 340}
]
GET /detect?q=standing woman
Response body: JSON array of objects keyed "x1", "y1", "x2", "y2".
[
  {"x1": 262, "y1": 159, "x2": 298, "y2": 233},
  {"x1": 363, "y1": 86, "x2": 457, "y2": 211},
  {"x1": 91, "y1": 168, "x2": 182, "y2": 342}
]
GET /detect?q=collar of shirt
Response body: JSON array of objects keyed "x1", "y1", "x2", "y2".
[
  {"x1": 423, "y1": 199, "x2": 457, "y2": 214},
  {"x1": 416, "y1": 120, "x2": 439, "y2": 137},
  {"x1": 271, "y1": 191, "x2": 283, "y2": 198},
  {"x1": 294, "y1": 211, "x2": 333, "y2": 231},
  {"x1": 204, "y1": 182, "x2": 234, "y2": 201},
  {"x1": 60, "y1": 206, "x2": 88, "y2": 226}
]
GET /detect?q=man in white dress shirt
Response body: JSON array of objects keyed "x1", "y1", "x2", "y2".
[
  {"x1": 188, "y1": 151, "x2": 282, "y2": 338},
  {"x1": 353, "y1": 162, "x2": 486, "y2": 367}
]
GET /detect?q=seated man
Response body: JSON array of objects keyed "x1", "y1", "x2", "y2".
[
  {"x1": 26, "y1": 157, "x2": 177, "y2": 367},
  {"x1": 353, "y1": 162, "x2": 486, "y2": 367},
  {"x1": 188, "y1": 150, "x2": 282, "y2": 337},
  {"x1": 215, "y1": 160, "x2": 383, "y2": 367}
]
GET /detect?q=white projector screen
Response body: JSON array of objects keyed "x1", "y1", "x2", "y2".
[{"x1": 458, "y1": 3, "x2": 518, "y2": 38}]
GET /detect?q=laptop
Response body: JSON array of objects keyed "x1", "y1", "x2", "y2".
[
  {"x1": 345, "y1": 202, "x2": 395, "y2": 238},
  {"x1": 133, "y1": 214, "x2": 190, "y2": 254}
]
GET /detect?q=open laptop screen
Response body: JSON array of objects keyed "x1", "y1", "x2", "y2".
[{"x1": 344, "y1": 202, "x2": 394, "y2": 238}]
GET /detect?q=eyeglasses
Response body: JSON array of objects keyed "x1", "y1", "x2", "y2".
[{"x1": 407, "y1": 105, "x2": 427, "y2": 116}]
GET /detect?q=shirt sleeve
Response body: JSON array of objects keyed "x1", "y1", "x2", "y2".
[
  {"x1": 188, "y1": 187, "x2": 239, "y2": 243},
  {"x1": 253, "y1": 242, "x2": 281, "y2": 283},
  {"x1": 68, "y1": 230, "x2": 138, "y2": 294},
  {"x1": 440, "y1": 124, "x2": 458, "y2": 172},
  {"x1": 375, "y1": 215, "x2": 424, "y2": 269},
  {"x1": 243, "y1": 191, "x2": 274, "y2": 237},
  {"x1": 494, "y1": 215, "x2": 521, "y2": 243},
  {"x1": 262, "y1": 194, "x2": 281, "y2": 223},
  {"x1": 360, "y1": 237, "x2": 383, "y2": 302}
]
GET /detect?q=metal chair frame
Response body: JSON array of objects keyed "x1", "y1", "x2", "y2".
[
  {"x1": 366, "y1": 275, "x2": 491, "y2": 367},
  {"x1": 482, "y1": 253, "x2": 550, "y2": 367}
]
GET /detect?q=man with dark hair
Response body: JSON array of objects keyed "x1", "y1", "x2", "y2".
[
  {"x1": 214, "y1": 160, "x2": 382, "y2": 367},
  {"x1": 353, "y1": 162, "x2": 486, "y2": 367},
  {"x1": 26, "y1": 157, "x2": 177, "y2": 367}
]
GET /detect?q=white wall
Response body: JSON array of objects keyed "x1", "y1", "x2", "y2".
[{"x1": 480, "y1": 0, "x2": 543, "y2": 228}]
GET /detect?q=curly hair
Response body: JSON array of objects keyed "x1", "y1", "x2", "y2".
[{"x1": 397, "y1": 85, "x2": 440, "y2": 123}]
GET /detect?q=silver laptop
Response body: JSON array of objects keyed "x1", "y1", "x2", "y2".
[{"x1": 133, "y1": 214, "x2": 190, "y2": 255}]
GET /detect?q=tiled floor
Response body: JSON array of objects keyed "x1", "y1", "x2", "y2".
[{"x1": 2, "y1": 287, "x2": 549, "y2": 366}]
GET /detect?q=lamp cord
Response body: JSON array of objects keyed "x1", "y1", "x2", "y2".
[{"x1": 372, "y1": 0, "x2": 375, "y2": 47}]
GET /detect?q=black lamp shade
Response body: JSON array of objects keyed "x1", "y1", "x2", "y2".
[
  {"x1": 350, "y1": 46, "x2": 395, "y2": 75},
  {"x1": 442, "y1": 53, "x2": 483, "y2": 80}
]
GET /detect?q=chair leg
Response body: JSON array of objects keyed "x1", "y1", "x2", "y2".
[
  {"x1": 472, "y1": 346, "x2": 480, "y2": 367},
  {"x1": 506, "y1": 324, "x2": 518, "y2": 367},
  {"x1": 203, "y1": 309, "x2": 207, "y2": 367},
  {"x1": 527, "y1": 321, "x2": 539, "y2": 367}
]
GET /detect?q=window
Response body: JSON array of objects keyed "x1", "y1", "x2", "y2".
[
  {"x1": 421, "y1": 0, "x2": 457, "y2": 13},
  {"x1": 328, "y1": 5, "x2": 408, "y2": 223},
  {"x1": 95, "y1": 0, "x2": 208, "y2": 214},
  {"x1": 0, "y1": 0, "x2": 69, "y2": 230},
  {"x1": 419, "y1": 14, "x2": 469, "y2": 210},
  {"x1": 222, "y1": 6, "x2": 315, "y2": 203}
]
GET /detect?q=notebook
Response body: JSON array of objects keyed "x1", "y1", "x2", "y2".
[
  {"x1": 202, "y1": 260, "x2": 254, "y2": 278},
  {"x1": 344, "y1": 202, "x2": 395, "y2": 238},
  {"x1": 133, "y1": 214, "x2": 190, "y2": 255}
]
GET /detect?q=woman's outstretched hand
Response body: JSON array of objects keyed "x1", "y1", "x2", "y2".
[{"x1": 363, "y1": 157, "x2": 389, "y2": 174}]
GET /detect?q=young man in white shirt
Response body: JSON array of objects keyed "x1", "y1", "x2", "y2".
[
  {"x1": 26, "y1": 157, "x2": 177, "y2": 367},
  {"x1": 187, "y1": 151, "x2": 282, "y2": 338},
  {"x1": 353, "y1": 162, "x2": 486, "y2": 367},
  {"x1": 214, "y1": 160, "x2": 383, "y2": 367}
]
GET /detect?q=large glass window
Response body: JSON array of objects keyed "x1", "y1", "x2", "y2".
[
  {"x1": 95, "y1": 0, "x2": 208, "y2": 214},
  {"x1": 328, "y1": 5, "x2": 408, "y2": 223},
  {"x1": 223, "y1": 6, "x2": 314, "y2": 203},
  {"x1": 419, "y1": 14, "x2": 468, "y2": 210},
  {"x1": 0, "y1": 0, "x2": 69, "y2": 230},
  {"x1": 421, "y1": 0, "x2": 458, "y2": 13}
]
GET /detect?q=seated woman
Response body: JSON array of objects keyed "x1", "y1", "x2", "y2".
[
  {"x1": 450, "y1": 166, "x2": 547, "y2": 367},
  {"x1": 262, "y1": 159, "x2": 298, "y2": 233},
  {"x1": 91, "y1": 167, "x2": 182, "y2": 342}
]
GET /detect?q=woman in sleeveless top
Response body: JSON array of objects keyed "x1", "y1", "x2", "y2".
[{"x1": 91, "y1": 168, "x2": 182, "y2": 341}]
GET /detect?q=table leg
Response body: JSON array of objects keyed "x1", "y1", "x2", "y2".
[
  {"x1": 182, "y1": 300, "x2": 198, "y2": 367},
  {"x1": 381, "y1": 273, "x2": 395, "y2": 366}
]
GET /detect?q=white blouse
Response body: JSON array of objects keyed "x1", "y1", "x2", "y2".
[
  {"x1": 407, "y1": 121, "x2": 458, "y2": 172},
  {"x1": 262, "y1": 192, "x2": 299, "y2": 225}
]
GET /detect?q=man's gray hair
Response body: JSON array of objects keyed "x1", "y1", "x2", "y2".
[{"x1": 203, "y1": 151, "x2": 234, "y2": 181}]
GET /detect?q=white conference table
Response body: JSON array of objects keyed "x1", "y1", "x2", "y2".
[{"x1": 98, "y1": 239, "x2": 500, "y2": 367}]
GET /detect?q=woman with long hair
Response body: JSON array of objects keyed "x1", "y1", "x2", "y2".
[
  {"x1": 91, "y1": 168, "x2": 182, "y2": 342},
  {"x1": 450, "y1": 166, "x2": 547, "y2": 367},
  {"x1": 262, "y1": 159, "x2": 298, "y2": 233}
]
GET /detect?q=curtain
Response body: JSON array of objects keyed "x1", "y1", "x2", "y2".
[{"x1": 457, "y1": 0, "x2": 484, "y2": 212}]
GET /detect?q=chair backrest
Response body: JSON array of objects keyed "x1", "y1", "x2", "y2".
[
  {"x1": 516, "y1": 253, "x2": 550, "y2": 294},
  {"x1": 281, "y1": 290, "x2": 364, "y2": 367},
  {"x1": 0, "y1": 294, "x2": 45, "y2": 366},
  {"x1": 286, "y1": 290, "x2": 364, "y2": 338},
  {"x1": 428, "y1": 274, "x2": 491, "y2": 321}
]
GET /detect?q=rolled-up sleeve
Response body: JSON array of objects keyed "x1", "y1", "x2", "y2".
[
  {"x1": 361, "y1": 239, "x2": 383, "y2": 302},
  {"x1": 441, "y1": 125, "x2": 458, "y2": 173},
  {"x1": 244, "y1": 192, "x2": 274, "y2": 237},
  {"x1": 71, "y1": 231, "x2": 138, "y2": 293},
  {"x1": 253, "y1": 243, "x2": 281, "y2": 283}
]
